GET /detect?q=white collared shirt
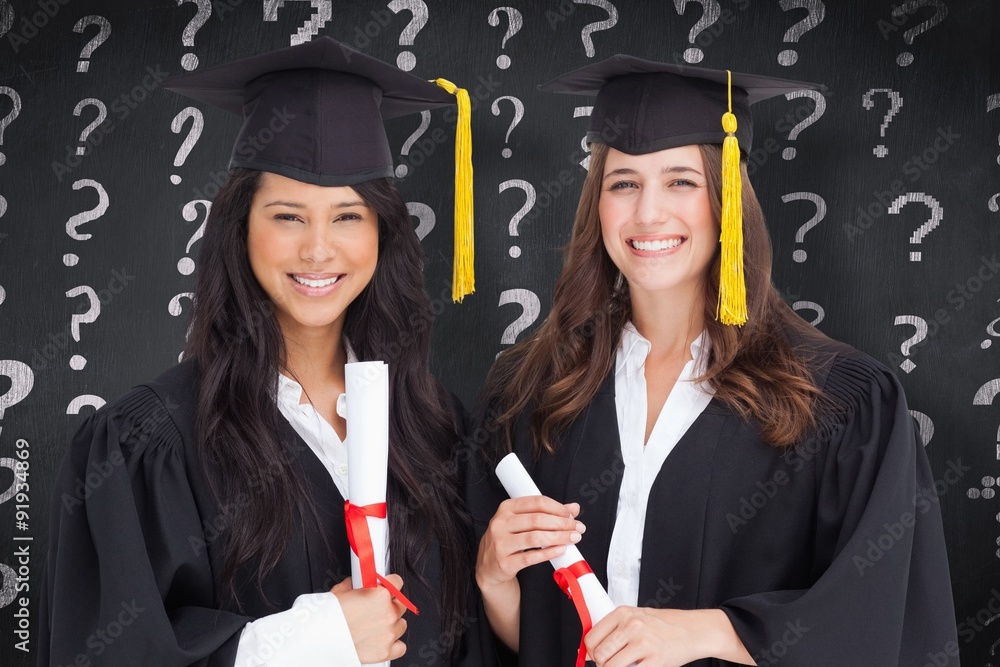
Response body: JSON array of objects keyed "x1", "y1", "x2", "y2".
[
  {"x1": 235, "y1": 342, "x2": 364, "y2": 667},
  {"x1": 606, "y1": 322, "x2": 714, "y2": 607}
]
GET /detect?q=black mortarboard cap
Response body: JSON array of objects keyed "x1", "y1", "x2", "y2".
[
  {"x1": 539, "y1": 54, "x2": 826, "y2": 155},
  {"x1": 163, "y1": 36, "x2": 456, "y2": 186}
]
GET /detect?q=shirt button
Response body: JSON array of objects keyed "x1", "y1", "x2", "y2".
[
  {"x1": 337, "y1": 463, "x2": 348, "y2": 475},
  {"x1": 629, "y1": 493, "x2": 639, "y2": 506},
  {"x1": 615, "y1": 562, "x2": 625, "y2": 575}
]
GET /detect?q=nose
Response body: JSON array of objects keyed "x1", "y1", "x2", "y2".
[
  {"x1": 299, "y1": 222, "x2": 336, "y2": 263},
  {"x1": 635, "y1": 188, "x2": 667, "y2": 226}
]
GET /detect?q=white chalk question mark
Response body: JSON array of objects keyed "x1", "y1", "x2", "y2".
[
  {"x1": 67, "y1": 395, "x2": 106, "y2": 415},
  {"x1": 488, "y1": 6, "x2": 523, "y2": 70},
  {"x1": 395, "y1": 110, "x2": 430, "y2": 178},
  {"x1": 491, "y1": 96, "x2": 524, "y2": 159},
  {"x1": 388, "y1": 0, "x2": 429, "y2": 72},
  {"x1": 782, "y1": 89, "x2": 826, "y2": 160},
  {"x1": 887, "y1": 192, "x2": 942, "y2": 261},
  {"x1": 792, "y1": 300, "x2": 824, "y2": 326},
  {"x1": 574, "y1": 106, "x2": 593, "y2": 170},
  {"x1": 781, "y1": 192, "x2": 826, "y2": 263},
  {"x1": 982, "y1": 298, "x2": 1000, "y2": 349},
  {"x1": 169, "y1": 292, "x2": 195, "y2": 361},
  {"x1": 170, "y1": 106, "x2": 204, "y2": 185},
  {"x1": 988, "y1": 93, "x2": 1000, "y2": 166},
  {"x1": 178, "y1": 199, "x2": 211, "y2": 275},
  {"x1": 263, "y1": 0, "x2": 332, "y2": 45},
  {"x1": 893, "y1": 314, "x2": 927, "y2": 374},
  {"x1": 777, "y1": 0, "x2": 825, "y2": 66},
  {"x1": 0, "y1": 86, "x2": 22, "y2": 166},
  {"x1": 63, "y1": 178, "x2": 110, "y2": 267},
  {"x1": 573, "y1": 0, "x2": 618, "y2": 58},
  {"x1": 0, "y1": 360, "x2": 34, "y2": 441},
  {"x1": 498, "y1": 288, "x2": 541, "y2": 346},
  {"x1": 177, "y1": 0, "x2": 212, "y2": 71},
  {"x1": 862, "y1": 88, "x2": 903, "y2": 158},
  {"x1": 973, "y1": 379, "x2": 1000, "y2": 461},
  {"x1": 73, "y1": 16, "x2": 111, "y2": 73},
  {"x1": 0, "y1": 2, "x2": 12, "y2": 39},
  {"x1": 990, "y1": 193, "x2": 999, "y2": 213},
  {"x1": 73, "y1": 98, "x2": 107, "y2": 156},
  {"x1": 499, "y1": 179, "x2": 536, "y2": 259},
  {"x1": 909, "y1": 410, "x2": 933, "y2": 446},
  {"x1": 406, "y1": 201, "x2": 435, "y2": 240},
  {"x1": 673, "y1": 0, "x2": 721, "y2": 64},
  {"x1": 892, "y1": 0, "x2": 948, "y2": 67},
  {"x1": 66, "y1": 285, "x2": 101, "y2": 370}
]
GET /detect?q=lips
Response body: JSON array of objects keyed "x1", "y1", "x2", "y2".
[
  {"x1": 626, "y1": 235, "x2": 688, "y2": 255},
  {"x1": 287, "y1": 273, "x2": 345, "y2": 296}
]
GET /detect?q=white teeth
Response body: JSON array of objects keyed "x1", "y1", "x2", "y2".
[
  {"x1": 292, "y1": 275, "x2": 341, "y2": 288},
  {"x1": 631, "y1": 238, "x2": 683, "y2": 251}
]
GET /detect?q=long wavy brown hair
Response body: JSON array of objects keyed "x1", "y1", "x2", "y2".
[{"x1": 484, "y1": 142, "x2": 828, "y2": 455}]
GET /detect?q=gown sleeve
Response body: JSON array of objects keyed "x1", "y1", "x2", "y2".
[
  {"x1": 39, "y1": 385, "x2": 252, "y2": 667},
  {"x1": 719, "y1": 352, "x2": 960, "y2": 666}
]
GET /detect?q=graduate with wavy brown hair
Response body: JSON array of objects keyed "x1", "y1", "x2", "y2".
[{"x1": 471, "y1": 56, "x2": 959, "y2": 667}]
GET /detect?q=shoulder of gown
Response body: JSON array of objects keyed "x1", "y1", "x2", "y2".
[
  {"x1": 720, "y1": 330, "x2": 960, "y2": 666},
  {"x1": 39, "y1": 360, "x2": 251, "y2": 667}
]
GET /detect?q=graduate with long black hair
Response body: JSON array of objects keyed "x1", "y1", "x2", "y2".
[
  {"x1": 40, "y1": 38, "x2": 490, "y2": 667},
  {"x1": 472, "y1": 56, "x2": 959, "y2": 666}
]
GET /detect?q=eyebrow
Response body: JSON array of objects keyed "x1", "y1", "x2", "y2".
[
  {"x1": 262, "y1": 199, "x2": 368, "y2": 209},
  {"x1": 603, "y1": 165, "x2": 703, "y2": 179}
]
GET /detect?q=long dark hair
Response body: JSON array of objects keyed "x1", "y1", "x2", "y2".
[
  {"x1": 485, "y1": 143, "x2": 826, "y2": 455},
  {"x1": 185, "y1": 168, "x2": 470, "y2": 646}
]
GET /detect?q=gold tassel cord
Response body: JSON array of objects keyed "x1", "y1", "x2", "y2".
[
  {"x1": 716, "y1": 70, "x2": 747, "y2": 326},
  {"x1": 433, "y1": 78, "x2": 475, "y2": 303}
]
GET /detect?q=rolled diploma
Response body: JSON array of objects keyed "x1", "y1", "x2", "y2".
[
  {"x1": 495, "y1": 452, "x2": 617, "y2": 624},
  {"x1": 344, "y1": 361, "x2": 390, "y2": 591}
]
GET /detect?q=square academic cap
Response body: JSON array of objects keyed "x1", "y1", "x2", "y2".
[
  {"x1": 164, "y1": 37, "x2": 474, "y2": 301},
  {"x1": 540, "y1": 54, "x2": 827, "y2": 326},
  {"x1": 539, "y1": 54, "x2": 826, "y2": 155}
]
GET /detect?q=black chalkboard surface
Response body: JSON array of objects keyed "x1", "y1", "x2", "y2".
[{"x1": 1, "y1": 0, "x2": 998, "y2": 664}]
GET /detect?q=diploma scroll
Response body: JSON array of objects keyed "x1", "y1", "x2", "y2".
[
  {"x1": 345, "y1": 361, "x2": 390, "y2": 590},
  {"x1": 495, "y1": 452, "x2": 617, "y2": 624},
  {"x1": 344, "y1": 361, "x2": 391, "y2": 667}
]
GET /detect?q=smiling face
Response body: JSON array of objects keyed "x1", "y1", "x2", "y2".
[
  {"x1": 246, "y1": 172, "x2": 379, "y2": 341},
  {"x1": 599, "y1": 144, "x2": 718, "y2": 302}
]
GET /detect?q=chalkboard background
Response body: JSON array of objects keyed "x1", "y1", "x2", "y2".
[{"x1": 1, "y1": 0, "x2": 998, "y2": 664}]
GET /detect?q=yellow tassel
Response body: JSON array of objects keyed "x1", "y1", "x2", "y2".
[
  {"x1": 434, "y1": 78, "x2": 475, "y2": 303},
  {"x1": 717, "y1": 70, "x2": 747, "y2": 326}
]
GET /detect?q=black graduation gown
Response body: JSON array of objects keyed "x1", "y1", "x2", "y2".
[
  {"x1": 468, "y1": 337, "x2": 959, "y2": 666},
  {"x1": 39, "y1": 361, "x2": 496, "y2": 667}
]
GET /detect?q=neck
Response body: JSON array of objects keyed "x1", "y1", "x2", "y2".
[
  {"x1": 279, "y1": 318, "x2": 347, "y2": 387},
  {"x1": 628, "y1": 282, "x2": 705, "y2": 360}
]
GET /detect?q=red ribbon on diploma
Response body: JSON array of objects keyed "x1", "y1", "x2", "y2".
[
  {"x1": 553, "y1": 560, "x2": 594, "y2": 667},
  {"x1": 344, "y1": 501, "x2": 419, "y2": 615}
]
